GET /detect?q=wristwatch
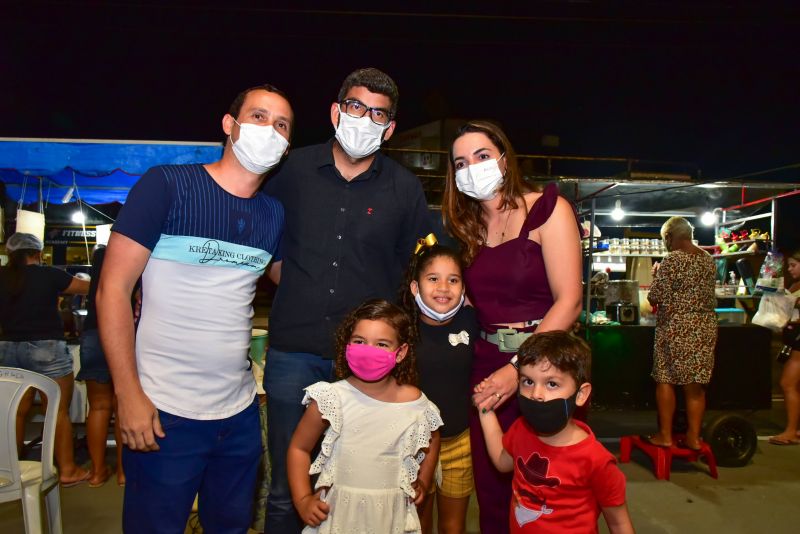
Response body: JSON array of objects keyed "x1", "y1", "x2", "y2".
[{"x1": 509, "y1": 355, "x2": 519, "y2": 370}]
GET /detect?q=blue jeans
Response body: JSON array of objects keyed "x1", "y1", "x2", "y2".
[
  {"x1": 76, "y1": 329, "x2": 111, "y2": 383},
  {"x1": 0, "y1": 339, "x2": 73, "y2": 379},
  {"x1": 122, "y1": 400, "x2": 261, "y2": 534},
  {"x1": 263, "y1": 349, "x2": 333, "y2": 534}
]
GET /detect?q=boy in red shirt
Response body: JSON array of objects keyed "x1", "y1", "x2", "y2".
[{"x1": 478, "y1": 331, "x2": 634, "y2": 533}]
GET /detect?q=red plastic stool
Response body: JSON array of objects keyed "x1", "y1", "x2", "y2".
[{"x1": 619, "y1": 435, "x2": 718, "y2": 480}]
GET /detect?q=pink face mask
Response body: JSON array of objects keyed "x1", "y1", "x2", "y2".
[{"x1": 345, "y1": 343, "x2": 399, "y2": 381}]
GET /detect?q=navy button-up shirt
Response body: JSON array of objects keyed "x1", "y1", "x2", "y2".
[{"x1": 264, "y1": 139, "x2": 432, "y2": 359}]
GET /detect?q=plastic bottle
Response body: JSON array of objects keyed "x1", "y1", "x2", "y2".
[{"x1": 728, "y1": 271, "x2": 737, "y2": 295}]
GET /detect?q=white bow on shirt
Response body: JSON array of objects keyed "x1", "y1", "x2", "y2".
[{"x1": 448, "y1": 330, "x2": 470, "y2": 347}]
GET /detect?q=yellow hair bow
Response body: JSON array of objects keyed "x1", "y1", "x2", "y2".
[{"x1": 414, "y1": 233, "x2": 438, "y2": 255}]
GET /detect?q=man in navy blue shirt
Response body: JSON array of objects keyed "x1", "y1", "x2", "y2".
[
  {"x1": 262, "y1": 68, "x2": 431, "y2": 532},
  {"x1": 97, "y1": 84, "x2": 293, "y2": 534}
]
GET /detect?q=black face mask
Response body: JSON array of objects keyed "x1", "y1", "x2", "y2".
[{"x1": 518, "y1": 391, "x2": 579, "y2": 435}]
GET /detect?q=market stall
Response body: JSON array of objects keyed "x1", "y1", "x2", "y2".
[
  {"x1": 563, "y1": 178, "x2": 800, "y2": 466},
  {"x1": 1, "y1": 137, "x2": 223, "y2": 264},
  {"x1": 1, "y1": 138, "x2": 223, "y2": 423}
]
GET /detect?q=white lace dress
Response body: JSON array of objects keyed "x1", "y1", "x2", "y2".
[{"x1": 302, "y1": 380, "x2": 443, "y2": 534}]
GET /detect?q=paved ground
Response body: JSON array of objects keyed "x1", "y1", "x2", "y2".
[
  {"x1": 2, "y1": 402, "x2": 797, "y2": 533},
  {"x1": 612, "y1": 441, "x2": 800, "y2": 533},
  {"x1": 458, "y1": 404, "x2": 799, "y2": 533},
  {"x1": 595, "y1": 404, "x2": 798, "y2": 534}
]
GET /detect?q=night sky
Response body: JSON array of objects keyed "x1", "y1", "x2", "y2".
[{"x1": 3, "y1": 1, "x2": 800, "y2": 180}]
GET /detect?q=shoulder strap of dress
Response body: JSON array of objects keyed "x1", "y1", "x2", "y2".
[{"x1": 520, "y1": 182, "x2": 560, "y2": 235}]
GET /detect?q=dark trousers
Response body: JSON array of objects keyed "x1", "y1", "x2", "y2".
[
  {"x1": 263, "y1": 348, "x2": 333, "y2": 534},
  {"x1": 122, "y1": 401, "x2": 261, "y2": 534}
]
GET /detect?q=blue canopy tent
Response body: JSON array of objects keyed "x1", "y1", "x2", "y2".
[{"x1": 0, "y1": 137, "x2": 223, "y2": 205}]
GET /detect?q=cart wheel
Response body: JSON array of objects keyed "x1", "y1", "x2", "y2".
[{"x1": 702, "y1": 414, "x2": 757, "y2": 467}]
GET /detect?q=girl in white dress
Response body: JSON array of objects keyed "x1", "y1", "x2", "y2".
[{"x1": 288, "y1": 299, "x2": 443, "y2": 533}]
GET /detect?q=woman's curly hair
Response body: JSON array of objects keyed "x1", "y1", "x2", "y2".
[{"x1": 334, "y1": 299, "x2": 419, "y2": 386}]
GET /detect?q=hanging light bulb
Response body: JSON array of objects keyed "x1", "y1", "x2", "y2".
[
  {"x1": 610, "y1": 200, "x2": 625, "y2": 221},
  {"x1": 701, "y1": 211, "x2": 718, "y2": 226},
  {"x1": 71, "y1": 211, "x2": 86, "y2": 224}
]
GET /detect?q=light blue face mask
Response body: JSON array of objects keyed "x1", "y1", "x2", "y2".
[{"x1": 414, "y1": 291, "x2": 465, "y2": 323}]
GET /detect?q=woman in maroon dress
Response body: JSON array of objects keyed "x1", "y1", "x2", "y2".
[{"x1": 442, "y1": 121, "x2": 583, "y2": 533}]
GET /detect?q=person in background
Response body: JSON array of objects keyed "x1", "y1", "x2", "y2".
[
  {"x1": 0, "y1": 231, "x2": 91, "y2": 486},
  {"x1": 645, "y1": 216, "x2": 717, "y2": 451},
  {"x1": 262, "y1": 67, "x2": 431, "y2": 532},
  {"x1": 77, "y1": 243, "x2": 125, "y2": 487},
  {"x1": 287, "y1": 299, "x2": 441, "y2": 533},
  {"x1": 769, "y1": 248, "x2": 800, "y2": 445},
  {"x1": 398, "y1": 239, "x2": 478, "y2": 534},
  {"x1": 478, "y1": 332, "x2": 634, "y2": 534},
  {"x1": 97, "y1": 84, "x2": 292, "y2": 533},
  {"x1": 441, "y1": 121, "x2": 583, "y2": 533}
]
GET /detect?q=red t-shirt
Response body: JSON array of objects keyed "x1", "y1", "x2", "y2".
[{"x1": 502, "y1": 418, "x2": 627, "y2": 533}]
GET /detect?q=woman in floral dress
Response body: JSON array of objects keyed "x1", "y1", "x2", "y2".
[{"x1": 646, "y1": 216, "x2": 717, "y2": 451}]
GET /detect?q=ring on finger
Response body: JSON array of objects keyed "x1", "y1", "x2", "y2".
[{"x1": 494, "y1": 393, "x2": 502, "y2": 399}]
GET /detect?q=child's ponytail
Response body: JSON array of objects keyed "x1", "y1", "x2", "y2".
[{"x1": 398, "y1": 248, "x2": 424, "y2": 342}]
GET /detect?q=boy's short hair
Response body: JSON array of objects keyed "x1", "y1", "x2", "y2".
[{"x1": 517, "y1": 331, "x2": 591, "y2": 385}]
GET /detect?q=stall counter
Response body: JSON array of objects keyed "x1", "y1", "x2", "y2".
[{"x1": 587, "y1": 324, "x2": 772, "y2": 410}]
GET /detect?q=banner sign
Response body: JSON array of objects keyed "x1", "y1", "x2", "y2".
[{"x1": 45, "y1": 225, "x2": 97, "y2": 245}]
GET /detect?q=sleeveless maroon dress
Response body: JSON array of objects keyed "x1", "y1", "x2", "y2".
[{"x1": 463, "y1": 182, "x2": 561, "y2": 534}]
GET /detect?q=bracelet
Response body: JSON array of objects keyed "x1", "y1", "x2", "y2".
[{"x1": 509, "y1": 355, "x2": 519, "y2": 370}]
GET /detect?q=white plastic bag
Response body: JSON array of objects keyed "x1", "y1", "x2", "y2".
[
  {"x1": 752, "y1": 291, "x2": 798, "y2": 332},
  {"x1": 755, "y1": 251, "x2": 784, "y2": 293}
]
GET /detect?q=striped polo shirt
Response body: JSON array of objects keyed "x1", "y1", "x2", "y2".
[{"x1": 112, "y1": 164, "x2": 283, "y2": 419}]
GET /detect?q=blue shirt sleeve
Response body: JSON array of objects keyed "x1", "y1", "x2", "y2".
[{"x1": 112, "y1": 167, "x2": 171, "y2": 250}]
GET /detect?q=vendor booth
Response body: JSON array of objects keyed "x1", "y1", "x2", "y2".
[
  {"x1": 562, "y1": 178, "x2": 800, "y2": 466},
  {"x1": 567, "y1": 179, "x2": 800, "y2": 400},
  {"x1": 0, "y1": 137, "x2": 222, "y2": 422},
  {"x1": 0, "y1": 137, "x2": 222, "y2": 265}
]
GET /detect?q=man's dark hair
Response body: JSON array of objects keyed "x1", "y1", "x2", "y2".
[
  {"x1": 224, "y1": 84, "x2": 290, "y2": 146},
  {"x1": 337, "y1": 68, "x2": 399, "y2": 118},
  {"x1": 517, "y1": 331, "x2": 591, "y2": 385},
  {"x1": 227, "y1": 84, "x2": 289, "y2": 120}
]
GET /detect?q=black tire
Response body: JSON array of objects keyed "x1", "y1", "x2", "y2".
[{"x1": 702, "y1": 413, "x2": 757, "y2": 468}]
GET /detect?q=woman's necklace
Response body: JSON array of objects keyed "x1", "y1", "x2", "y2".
[{"x1": 489, "y1": 208, "x2": 513, "y2": 246}]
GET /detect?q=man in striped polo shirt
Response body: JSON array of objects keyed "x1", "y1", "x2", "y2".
[{"x1": 97, "y1": 84, "x2": 293, "y2": 533}]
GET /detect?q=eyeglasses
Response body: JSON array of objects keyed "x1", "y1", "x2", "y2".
[{"x1": 339, "y1": 99, "x2": 392, "y2": 126}]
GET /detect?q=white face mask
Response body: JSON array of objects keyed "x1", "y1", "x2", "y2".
[
  {"x1": 334, "y1": 106, "x2": 389, "y2": 159},
  {"x1": 231, "y1": 120, "x2": 289, "y2": 174},
  {"x1": 414, "y1": 291, "x2": 465, "y2": 323},
  {"x1": 454, "y1": 154, "x2": 505, "y2": 200}
]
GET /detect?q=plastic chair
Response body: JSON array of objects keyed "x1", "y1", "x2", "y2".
[
  {"x1": 0, "y1": 367, "x2": 62, "y2": 533},
  {"x1": 619, "y1": 434, "x2": 718, "y2": 481}
]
